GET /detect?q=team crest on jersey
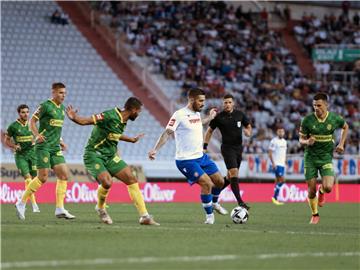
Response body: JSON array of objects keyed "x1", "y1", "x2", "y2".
[
  {"x1": 327, "y1": 124, "x2": 332, "y2": 130},
  {"x1": 168, "y1": 118, "x2": 176, "y2": 127},
  {"x1": 237, "y1": 121, "x2": 242, "y2": 128},
  {"x1": 95, "y1": 164, "x2": 100, "y2": 170},
  {"x1": 43, "y1": 157, "x2": 48, "y2": 163},
  {"x1": 194, "y1": 172, "x2": 199, "y2": 178}
]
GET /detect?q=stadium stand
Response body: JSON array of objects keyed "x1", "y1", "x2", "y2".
[
  {"x1": 1, "y1": 1, "x2": 175, "y2": 163},
  {"x1": 92, "y1": 1, "x2": 359, "y2": 155}
]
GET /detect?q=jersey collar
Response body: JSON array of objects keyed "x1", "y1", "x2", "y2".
[
  {"x1": 16, "y1": 119, "x2": 28, "y2": 127},
  {"x1": 49, "y1": 99, "x2": 61, "y2": 108},
  {"x1": 115, "y1": 108, "x2": 124, "y2": 123},
  {"x1": 314, "y1": 111, "x2": 329, "y2": 123}
]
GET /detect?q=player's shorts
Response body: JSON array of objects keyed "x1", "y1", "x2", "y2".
[
  {"x1": 175, "y1": 153, "x2": 219, "y2": 185},
  {"x1": 304, "y1": 159, "x2": 334, "y2": 180},
  {"x1": 35, "y1": 144, "x2": 66, "y2": 169},
  {"x1": 273, "y1": 165, "x2": 285, "y2": 178},
  {"x1": 15, "y1": 152, "x2": 37, "y2": 177},
  {"x1": 84, "y1": 150, "x2": 128, "y2": 180},
  {"x1": 221, "y1": 144, "x2": 242, "y2": 169}
]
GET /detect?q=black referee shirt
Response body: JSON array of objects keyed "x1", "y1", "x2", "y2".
[{"x1": 209, "y1": 110, "x2": 250, "y2": 146}]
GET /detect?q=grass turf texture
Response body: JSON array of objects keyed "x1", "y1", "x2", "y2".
[{"x1": 2, "y1": 203, "x2": 359, "y2": 270}]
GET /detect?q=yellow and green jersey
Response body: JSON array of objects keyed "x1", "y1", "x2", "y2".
[
  {"x1": 6, "y1": 120, "x2": 34, "y2": 156},
  {"x1": 300, "y1": 111, "x2": 345, "y2": 165},
  {"x1": 85, "y1": 108, "x2": 126, "y2": 158},
  {"x1": 33, "y1": 99, "x2": 65, "y2": 148}
]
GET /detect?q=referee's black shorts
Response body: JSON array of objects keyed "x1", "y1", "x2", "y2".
[{"x1": 221, "y1": 144, "x2": 243, "y2": 170}]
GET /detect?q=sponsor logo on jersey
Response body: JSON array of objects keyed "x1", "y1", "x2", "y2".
[
  {"x1": 108, "y1": 133, "x2": 121, "y2": 141},
  {"x1": 49, "y1": 119, "x2": 64, "y2": 127},
  {"x1": 168, "y1": 118, "x2": 176, "y2": 127},
  {"x1": 237, "y1": 121, "x2": 242, "y2": 128},
  {"x1": 95, "y1": 113, "x2": 104, "y2": 121},
  {"x1": 16, "y1": 135, "x2": 33, "y2": 142},
  {"x1": 189, "y1": 118, "x2": 201, "y2": 124},
  {"x1": 327, "y1": 124, "x2": 332, "y2": 130},
  {"x1": 95, "y1": 164, "x2": 100, "y2": 170},
  {"x1": 43, "y1": 157, "x2": 49, "y2": 163}
]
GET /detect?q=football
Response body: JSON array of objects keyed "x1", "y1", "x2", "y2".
[{"x1": 230, "y1": 206, "x2": 249, "y2": 224}]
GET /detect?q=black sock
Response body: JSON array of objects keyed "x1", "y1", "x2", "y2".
[
  {"x1": 222, "y1": 177, "x2": 231, "y2": 190},
  {"x1": 230, "y1": 177, "x2": 244, "y2": 204}
]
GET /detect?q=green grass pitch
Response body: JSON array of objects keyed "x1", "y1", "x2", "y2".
[{"x1": 2, "y1": 202, "x2": 359, "y2": 270}]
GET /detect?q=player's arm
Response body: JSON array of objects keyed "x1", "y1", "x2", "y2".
[
  {"x1": 202, "y1": 108, "x2": 217, "y2": 125},
  {"x1": 66, "y1": 105, "x2": 94, "y2": 125},
  {"x1": 119, "y1": 133, "x2": 145, "y2": 143},
  {"x1": 30, "y1": 111, "x2": 46, "y2": 143},
  {"x1": 148, "y1": 128, "x2": 174, "y2": 160},
  {"x1": 268, "y1": 149, "x2": 275, "y2": 169},
  {"x1": 335, "y1": 122, "x2": 349, "y2": 154},
  {"x1": 203, "y1": 127, "x2": 214, "y2": 152},
  {"x1": 299, "y1": 121, "x2": 315, "y2": 146},
  {"x1": 243, "y1": 124, "x2": 252, "y2": 137},
  {"x1": 4, "y1": 133, "x2": 20, "y2": 151}
]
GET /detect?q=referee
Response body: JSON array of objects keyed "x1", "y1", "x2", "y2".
[{"x1": 204, "y1": 94, "x2": 252, "y2": 210}]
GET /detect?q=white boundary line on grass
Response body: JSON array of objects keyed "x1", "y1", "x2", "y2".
[{"x1": 2, "y1": 252, "x2": 359, "y2": 269}]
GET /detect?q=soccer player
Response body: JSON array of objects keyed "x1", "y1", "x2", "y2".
[
  {"x1": 5, "y1": 104, "x2": 40, "y2": 212},
  {"x1": 148, "y1": 88, "x2": 225, "y2": 225},
  {"x1": 299, "y1": 93, "x2": 348, "y2": 224},
  {"x1": 15, "y1": 83, "x2": 75, "y2": 220},
  {"x1": 204, "y1": 94, "x2": 252, "y2": 210},
  {"x1": 66, "y1": 97, "x2": 159, "y2": 225},
  {"x1": 268, "y1": 126, "x2": 287, "y2": 206}
]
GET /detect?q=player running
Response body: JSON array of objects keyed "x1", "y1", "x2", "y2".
[
  {"x1": 299, "y1": 93, "x2": 348, "y2": 224},
  {"x1": 268, "y1": 126, "x2": 287, "y2": 205},
  {"x1": 5, "y1": 104, "x2": 40, "y2": 213},
  {"x1": 66, "y1": 97, "x2": 159, "y2": 225},
  {"x1": 204, "y1": 94, "x2": 252, "y2": 210},
  {"x1": 15, "y1": 83, "x2": 75, "y2": 220},
  {"x1": 148, "y1": 88, "x2": 226, "y2": 225}
]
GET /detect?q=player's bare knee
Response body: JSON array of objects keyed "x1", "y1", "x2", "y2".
[
  {"x1": 127, "y1": 175, "x2": 138, "y2": 185},
  {"x1": 323, "y1": 185, "x2": 332, "y2": 193},
  {"x1": 99, "y1": 177, "x2": 112, "y2": 189}
]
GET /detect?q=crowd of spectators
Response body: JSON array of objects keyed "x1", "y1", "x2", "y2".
[
  {"x1": 93, "y1": 1, "x2": 359, "y2": 155},
  {"x1": 294, "y1": 11, "x2": 360, "y2": 55}
]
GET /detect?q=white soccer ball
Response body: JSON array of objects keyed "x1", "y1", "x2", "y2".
[{"x1": 230, "y1": 206, "x2": 249, "y2": 224}]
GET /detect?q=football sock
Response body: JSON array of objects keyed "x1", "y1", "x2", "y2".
[
  {"x1": 21, "y1": 177, "x2": 42, "y2": 204},
  {"x1": 211, "y1": 187, "x2": 222, "y2": 204},
  {"x1": 25, "y1": 178, "x2": 37, "y2": 204},
  {"x1": 56, "y1": 179, "x2": 67, "y2": 209},
  {"x1": 230, "y1": 177, "x2": 244, "y2": 204},
  {"x1": 97, "y1": 185, "x2": 110, "y2": 209},
  {"x1": 308, "y1": 197, "x2": 318, "y2": 215},
  {"x1": 201, "y1": 194, "x2": 213, "y2": 214},
  {"x1": 273, "y1": 182, "x2": 284, "y2": 200},
  {"x1": 127, "y1": 183, "x2": 148, "y2": 216},
  {"x1": 222, "y1": 177, "x2": 231, "y2": 189}
]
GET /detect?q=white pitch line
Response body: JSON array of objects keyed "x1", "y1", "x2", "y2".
[{"x1": 2, "y1": 252, "x2": 360, "y2": 269}]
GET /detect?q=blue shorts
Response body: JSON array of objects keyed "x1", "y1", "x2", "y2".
[
  {"x1": 274, "y1": 166, "x2": 285, "y2": 177},
  {"x1": 176, "y1": 153, "x2": 219, "y2": 185}
]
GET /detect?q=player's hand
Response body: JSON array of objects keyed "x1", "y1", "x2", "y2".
[
  {"x1": 65, "y1": 105, "x2": 78, "y2": 120},
  {"x1": 335, "y1": 144, "x2": 344, "y2": 154},
  {"x1": 271, "y1": 164, "x2": 276, "y2": 170},
  {"x1": 13, "y1": 144, "x2": 21, "y2": 152},
  {"x1": 133, "y1": 133, "x2": 145, "y2": 143},
  {"x1": 36, "y1": 134, "x2": 46, "y2": 143},
  {"x1": 209, "y1": 108, "x2": 217, "y2": 120},
  {"x1": 60, "y1": 141, "x2": 68, "y2": 152},
  {"x1": 148, "y1": 149, "x2": 156, "y2": 160},
  {"x1": 307, "y1": 136, "x2": 315, "y2": 146}
]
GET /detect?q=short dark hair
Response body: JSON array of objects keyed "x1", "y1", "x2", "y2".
[
  {"x1": 17, "y1": 104, "x2": 29, "y2": 113},
  {"x1": 223, "y1": 94, "x2": 234, "y2": 100},
  {"x1": 188, "y1": 88, "x2": 205, "y2": 98},
  {"x1": 313, "y1": 92, "x2": 328, "y2": 102},
  {"x1": 124, "y1": 97, "x2": 143, "y2": 110},
  {"x1": 52, "y1": 82, "x2": 66, "y2": 90}
]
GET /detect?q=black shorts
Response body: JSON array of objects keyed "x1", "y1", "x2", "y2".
[{"x1": 221, "y1": 144, "x2": 243, "y2": 170}]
